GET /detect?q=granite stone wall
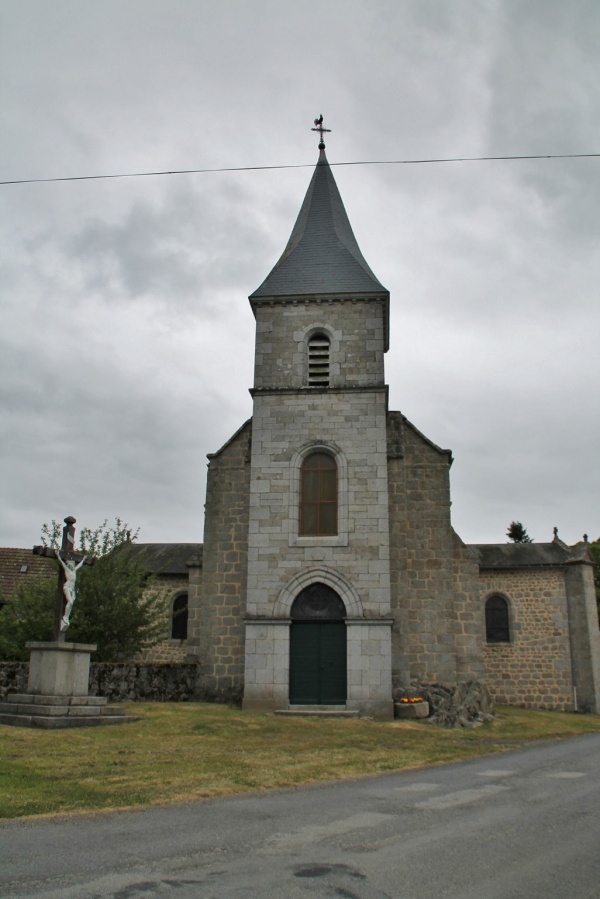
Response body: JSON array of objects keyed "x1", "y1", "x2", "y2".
[
  {"x1": 247, "y1": 388, "x2": 392, "y2": 618},
  {"x1": 135, "y1": 574, "x2": 190, "y2": 664},
  {"x1": 0, "y1": 662, "x2": 28, "y2": 700},
  {"x1": 387, "y1": 414, "x2": 484, "y2": 688},
  {"x1": 481, "y1": 568, "x2": 575, "y2": 710},
  {"x1": 253, "y1": 299, "x2": 387, "y2": 390},
  {"x1": 186, "y1": 421, "x2": 251, "y2": 701}
]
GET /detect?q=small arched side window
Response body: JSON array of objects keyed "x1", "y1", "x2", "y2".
[
  {"x1": 171, "y1": 592, "x2": 189, "y2": 640},
  {"x1": 485, "y1": 594, "x2": 510, "y2": 643},
  {"x1": 299, "y1": 452, "x2": 338, "y2": 536},
  {"x1": 308, "y1": 332, "x2": 330, "y2": 386}
]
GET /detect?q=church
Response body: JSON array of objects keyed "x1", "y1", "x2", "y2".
[{"x1": 149, "y1": 127, "x2": 600, "y2": 718}]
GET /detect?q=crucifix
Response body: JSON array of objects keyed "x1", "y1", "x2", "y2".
[{"x1": 33, "y1": 516, "x2": 95, "y2": 642}]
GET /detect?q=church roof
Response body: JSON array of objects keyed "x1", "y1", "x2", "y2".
[
  {"x1": 250, "y1": 148, "x2": 388, "y2": 301},
  {"x1": 473, "y1": 541, "x2": 590, "y2": 569},
  {"x1": 127, "y1": 543, "x2": 203, "y2": 575}
]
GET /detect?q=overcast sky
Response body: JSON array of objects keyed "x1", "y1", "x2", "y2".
[{"x1": 1, "y1": 0, "x2": 598, "y2": 550}]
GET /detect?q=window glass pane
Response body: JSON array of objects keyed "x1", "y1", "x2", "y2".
[
  {"x1": 302, "y1": 470, "x2": 319, "y2": 502},
  {"x1": 300, "y1": 504, "x2": 318, "y2": 535},
  {"x1": 319, "y1": 469, "x2": 337, "y2": 502},
  {"x1": 318, "y1": 453, "x2": 336, "y2": 470},
  {"x1": 303, "y1": 454, "x2": 320, "y2": 470},
  {"x1": 319, "y1": 503, "x2": 337, "y2": 535}
]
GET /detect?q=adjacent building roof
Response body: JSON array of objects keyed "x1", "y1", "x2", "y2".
[
  {"x1": 127, "y1": 543, "x2": 203, "y2": 575},
  {"x1": 0, "y1": 548, "x2": 56, "y2": 597},
  {"x1": 250, "y1": 148, "x2": 388, "y2": 301},
  {"x1": 474, "y1": 541, "x2": 591, "y2": 570}
]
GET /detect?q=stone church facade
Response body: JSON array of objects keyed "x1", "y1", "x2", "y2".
[{"x1": 159, "y1": 142, "x2": 600, "y2": 717}]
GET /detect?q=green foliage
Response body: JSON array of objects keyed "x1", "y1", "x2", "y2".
[
  {"x1": 506, "y1": 521, "x2": 533, "y2": 543},
  {"x1": 41, "y1": 516, "x2": 140, "y2": 557},
  {"x1": 0, "y1": 519, "x2": 167, "y2": 662},
  {"x1": 69, "y1": 545, "x2": 166, "y2": 661},
  {"x1": 0, "y1": 575, "x2": 57, "y2": 661}
]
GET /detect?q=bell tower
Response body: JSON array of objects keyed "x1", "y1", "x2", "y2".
[{"x1": 242, "y1": 120, "x2": 394, "y2": 718}]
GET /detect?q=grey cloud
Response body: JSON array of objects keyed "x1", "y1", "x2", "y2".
[{"x1": 1, "y1": 1, "x2": 598, "y2": 548}]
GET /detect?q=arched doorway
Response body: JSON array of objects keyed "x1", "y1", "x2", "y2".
[{"x1": 289, "y1": 583, "x2": 347, "y2": 705}]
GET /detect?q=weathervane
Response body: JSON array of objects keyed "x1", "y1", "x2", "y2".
[{"x1": 311, "y1": 114, "x2": 331, "y2": 150}]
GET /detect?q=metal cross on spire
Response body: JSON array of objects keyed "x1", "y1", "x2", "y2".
[{"x1": 311, "y1": 114, "x2": 331, "y2": 150}]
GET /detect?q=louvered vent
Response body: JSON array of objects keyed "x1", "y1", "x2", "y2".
[{"x1": 308, "y1": 333, "x2": 330, "y2": 386}]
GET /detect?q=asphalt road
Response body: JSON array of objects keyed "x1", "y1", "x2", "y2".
[{"x1": 2, "y1": 733, "x2": 599, "y2": 898}]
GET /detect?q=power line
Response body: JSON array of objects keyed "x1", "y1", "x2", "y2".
[{"x1": 1, "y1": 152, "x2": 598, "y2": 187}]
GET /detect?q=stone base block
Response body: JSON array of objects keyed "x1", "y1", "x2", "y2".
[
  {"x1": 394, "y1": 701, "x2": 430, "y2": 719},
  {"x1": 26, "y1": 641, "x2": 97, "y2": 697}
]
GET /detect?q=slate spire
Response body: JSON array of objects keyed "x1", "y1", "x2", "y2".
[{"x1": 250, "y1": 147, "x2": 388, "y2": 300}]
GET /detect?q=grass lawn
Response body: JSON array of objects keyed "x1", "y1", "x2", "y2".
[{"x1": 1, "y1": 703, "x2": 600, "y2": 821}]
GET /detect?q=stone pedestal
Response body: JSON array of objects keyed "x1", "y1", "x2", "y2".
[
  {"x1": 27, "y1": 641, "x2": 95, "y2": 696},
  {"x1": 0, "y1": 641, "x2": 138, "y2": 729}
]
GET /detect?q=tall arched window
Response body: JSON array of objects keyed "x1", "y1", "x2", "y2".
[
  {"x1": 308, "y1": 332, "x2": 330, "y2": 386},
  {"x1": 485, "y1": 594, "x2": 510, "y2": 643},
  {"x1": 171, "y1": 592, "x2": 189, "y2": 640},
  {"x1": 299, "y1": 452, "x2": 337, "y2": 536}
]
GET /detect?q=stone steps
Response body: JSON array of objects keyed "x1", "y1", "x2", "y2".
[
  {"x1": 0, "y1": 693, "x2": 139, "y2": 729},
  {"x1": 1, "y1": 702, "x2": 126, "y2": 717},
  {"x1": 275, "y1": 706, "x2": 359, "y2": 719}
]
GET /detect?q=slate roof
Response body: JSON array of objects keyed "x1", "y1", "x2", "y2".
[
  {"x1": 474, "y1": 541, "x2": 579, "y2": 569},
  {"x1": 0, "y1": 548, "x2": 56, "y2": 597},
  {"x1": 126, "y1": 543, "x2": 203, "y2": 575},
  {"x1": 250, "y1": 148, "x2": 388, "y2": 301}
]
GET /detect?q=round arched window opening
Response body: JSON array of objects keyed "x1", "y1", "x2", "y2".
[
  {"x1": 307, "y1": 332, "x2": 330, "y2": 386},
  {"x1": 485, "y1": 594, "x2": 510, "y2": 643},
  {"x1": 171, "y1": 592, "x2": 189, "y2": 640},
  {"x1": 299, "y1": 451, "x2": 338, "y2": 536}
]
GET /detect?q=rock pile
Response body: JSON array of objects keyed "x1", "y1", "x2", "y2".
[{"x1": 394, "y1": 680, "x2": 494, "y2": 727}]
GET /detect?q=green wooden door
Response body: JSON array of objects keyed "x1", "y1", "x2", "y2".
[{"x1": 289, "y1": 621, "x2": 347, "y2": 705}]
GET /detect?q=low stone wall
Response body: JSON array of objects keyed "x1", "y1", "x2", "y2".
[
  {"x1": 89, "y1": 663, "x2": 200, "y2": 702},
  {"x1": 0, "y1": 661, "x2": 239, "y2": 704},
  {"x1": 0, "y1": 663, "x2": 29, "y2": 700}
]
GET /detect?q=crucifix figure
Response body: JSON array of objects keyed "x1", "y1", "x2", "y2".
[
  {"x1": 55, "y1": 552, "x2": 88, "y2": 632},
  {"x1": 33, "y1": 516, "x2": 95, "y2": 642}
]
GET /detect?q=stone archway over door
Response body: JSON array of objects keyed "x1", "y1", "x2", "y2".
[{"x1": 289, "y1": 583, "x2": 347, "y2": 705}]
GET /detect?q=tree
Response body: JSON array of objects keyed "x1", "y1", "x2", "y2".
[
  {"x1": 506, "y1": 521, "x2": 533, "y2": 543},
  {"x1": 0, "y1": 519, "x2": 167, "y2": 662},
  {"x1": 0, "y1": 576, "x2": 56, "y2": 661}
]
